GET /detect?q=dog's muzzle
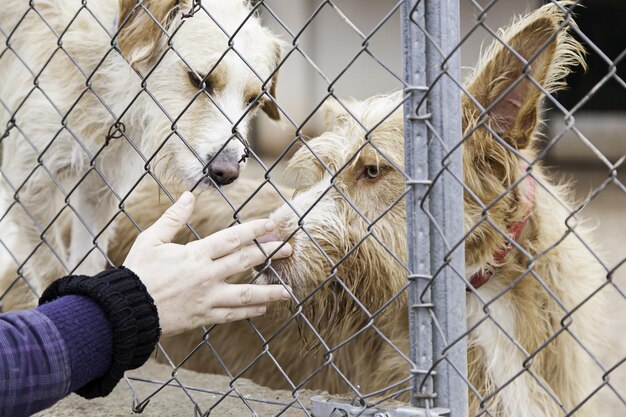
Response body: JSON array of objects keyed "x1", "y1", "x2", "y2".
[{"x1": 207, "y1": 153, "x2": 240, "y2": 186}]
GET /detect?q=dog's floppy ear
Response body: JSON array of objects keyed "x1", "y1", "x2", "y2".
[
  {"x1": 321, "y1": 98, "x2": 346, "y2": 127},
  {"x1": 117, "y1": 0, "x2": 183, "y2": 68},
  {"x1": 261, "y1": 42, "x2": 284, "y2": 121},
  {"x1": 262, "y1": 73, "x2": 280, "y2": 120},
  {"x1": 320, "y1": 97, "x2": 360, "y2": 131},
  {"x1": 467, "y1": 3, "x2": 585, "y2": 149}
]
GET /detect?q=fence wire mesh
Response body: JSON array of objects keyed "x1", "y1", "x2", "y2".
[{"x1": 0, "y1": 0, "x2": 624, "y2": 416}]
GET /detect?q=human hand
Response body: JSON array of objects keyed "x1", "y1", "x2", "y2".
[{"x1": 123, "y1": 191, "x2": 292, "y2": 336}]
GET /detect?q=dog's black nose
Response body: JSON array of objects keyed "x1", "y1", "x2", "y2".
[{"x1": 208, "y1": 154, "x2": 240, "y2": 186}]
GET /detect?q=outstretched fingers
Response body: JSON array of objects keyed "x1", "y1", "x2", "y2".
[
  {"x1": 141, "y1": 192, "x2": 195, "y2": 244},
  {"x1": 213, "y1": 241, "x2": 292, "y2": 278},
  {"x1": 192, "y1": 219, "x2": 277, "y2": 259},
  {"x1": 214, "y1": 283, "x2": 291, "y2": 308},
  {"x1": 210, "y1": 305, "x2": 270, "y2": 323}
]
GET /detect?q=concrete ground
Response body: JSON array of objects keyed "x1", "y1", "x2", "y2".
[
  {"x1": 35, "y1": 359, "x2": 320, "y2": 417},
  {"x1": 34, "y1": 166, "x2": 625, "y2": 417}
]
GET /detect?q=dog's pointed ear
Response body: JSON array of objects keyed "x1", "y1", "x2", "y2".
[
  {"x1": 117, "y1": 0, "x2": 184, "y2": 69},
  {"x1": 467, "y1": 3, "x2": 585, "y2": 149},
  {"x1": 261, "y1": 41, "x2": 285, "y2": 121}
]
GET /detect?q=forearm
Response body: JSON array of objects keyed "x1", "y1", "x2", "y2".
[
  {"x1": 0, "y1": 295, "x2": 112, "y2": 417},
  {"x1": 38, "y1": 295, "x2": 114, "y2": 392}
]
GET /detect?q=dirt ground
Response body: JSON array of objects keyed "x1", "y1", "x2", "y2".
[{"x1": 34, "y1": 166, "x2": 625, "y2": 417}]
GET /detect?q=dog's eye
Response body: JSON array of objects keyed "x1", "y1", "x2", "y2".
[
  {"x1": 362, "y1": 165, "x2": 381, "y2": 180},
  {"x1": 188, "y1": 71, "x2": 213, "y2": 94},
  {"x1": 246, "y1": 95, "x2": 260, "y2": 108},
  {"x1": 188, "y1": 71, "x2": 201, "y2": 88}
]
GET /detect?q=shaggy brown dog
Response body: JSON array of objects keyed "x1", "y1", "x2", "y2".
[{"x1": 110, "y1": 4, "x2": 604, "y2": 416}]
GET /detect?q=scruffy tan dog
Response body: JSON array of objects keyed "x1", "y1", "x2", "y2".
[
  {"x1": 0, "y1": 0, "x2": 282, "y2": 299},
  {"x1": 111, "y1": 4, "x2": 604, "y2": 416}
]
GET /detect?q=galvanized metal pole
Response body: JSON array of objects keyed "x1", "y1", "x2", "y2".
[
  {"x1": 402, "y1": 0, "x2": 467, "y2": 415},
  {"x1": 424, "y1": 1, "x2": 468, "y2": 417},
  {"x1": 402, "y1": 0, "x2": 434, "y2": 409}
]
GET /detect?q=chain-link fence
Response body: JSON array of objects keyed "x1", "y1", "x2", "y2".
[{"x1": 0, "y1": 0, "x2": 624, "y2": 416}]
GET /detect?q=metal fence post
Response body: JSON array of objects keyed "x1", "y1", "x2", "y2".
[
  {"x1": 402, "y1": 0, "x2": 467, "y2": 415},
  {"x1": 402, "y1": 0, "x2": 433, "y2": 409},
  {"x1": 424, "y1": 1, "x2": 467, "y2": 416}
]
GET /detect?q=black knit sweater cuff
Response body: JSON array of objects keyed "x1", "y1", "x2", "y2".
[{"x1": 39, "y1": 267, "x2": 161, "y2": 399}]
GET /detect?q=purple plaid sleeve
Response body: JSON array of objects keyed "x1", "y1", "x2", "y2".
[{"x1": 0, "y1": 308, "x2": 71, "y2": 417}]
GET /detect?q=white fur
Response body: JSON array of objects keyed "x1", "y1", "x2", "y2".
[{"x1": 467, "y1": 283, "x2": 559, "y2": 416}]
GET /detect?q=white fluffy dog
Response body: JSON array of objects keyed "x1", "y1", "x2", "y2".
[{"x1": 0, "y1": 0, "x2": 282, "y2": 298}]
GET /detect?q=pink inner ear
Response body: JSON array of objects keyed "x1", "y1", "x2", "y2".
[
  {"x1": 489, "y1": 57, "x2": 542, "y2": 137},
  {"x1": 491, "y1": 93, "x2": 524, "y2": 134}
]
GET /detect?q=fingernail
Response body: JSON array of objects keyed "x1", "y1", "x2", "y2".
[
  {"x1": 257, "y1": 305, "x2": 267, "y2": 314},
  {"x1": 280, "y1": 243, "x2": 293, "y2": 256},
  {"x1": 180, "y1": 192, "x2": 193, "y2": 206},
  {"x1": 281, "y1": 288, "x2": 290, "y2": 299},
  {"x1": 265, "y1": 220, "x2": 275, "y2": 232}
]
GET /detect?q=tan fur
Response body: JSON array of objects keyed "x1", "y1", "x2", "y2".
[
  {"x1": 109, "y1": 3, "x2": 603, "y2": 416},
  {"x1": 118, "y1": 0, "x2": 181, "y2": 66}
]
